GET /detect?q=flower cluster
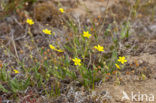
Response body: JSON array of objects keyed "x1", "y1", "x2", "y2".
[
  {"x1": 25, "y1": 12, "x2": 127, "y2": 72},
  {"x1": 115, "y1": 56, "x2": 127, "y2": 70}
]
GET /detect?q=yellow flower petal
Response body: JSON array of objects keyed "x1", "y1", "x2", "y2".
[
  {"x1": 115, "y1": 64, "x2": 120, "y2": 69},
  {"x1": 49, "y1": 44, "x2": 56, "y2": 50},
  {"x1": 13, "y1": 69, "x2": 19, "y2": 74},
  {"x1": 59, "y1": 8, "x2": 64, "y2": 13},
  {"x1": 56, "y1": 49, "x2": 64, "y2": 52},
  {"x1": 118, "y1": 56, "x2": 127, "y2": 64},
  {"x1": 43, "y1": 29, "x2": 52, "y2": 35},
  {"x1": 72, "y1": 58, "x2": 81, "y2": 66},
  {"x1": 26, "y1": 18, "x2": 34, "y2": 25},
  {"x1": 83, "y1": 31, "x2": 91, "y2": 38},
  {"x1": 94, "y1": 44, "x2": 104, "y2": 52}
]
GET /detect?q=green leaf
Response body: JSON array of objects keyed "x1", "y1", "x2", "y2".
[{"x1": 0, "y1": 84, "x2": 8, "y2": 93}]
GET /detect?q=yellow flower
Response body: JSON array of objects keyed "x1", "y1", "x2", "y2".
[
  {"x1": 49, "y1": 45, "x2": 63, "y2": 52},
  {"x1": 49, "y1": 44, "x2": 56, "y2": 50},
  {"x1": 115, "y1": 64, "x2": 120, "y2": 69},
  {"x1": 13, "y1": 69, "x2": 19, "y2": 74},
  {"x1": 56, "y1": 49, "x2": 64, "y2": 52},
  {"x1": 59, "y1": 8, "x2": 64, "y2": 13},
  {"x1": 42, "y1": 29, "x2": 52, "y2": 35},
  {"x1": 26, "y1": 18, "x2": 34, "y2": 25},
  {"x1": 30, "y1": 54, "x2": 33, "y2": 59},
  {"x1": 94, "y1": 45, "x2": 104, "y2": 52},
  {"x1": 72, "y1": 58, "x2": 81, "y2": 66},
  {"x1": 118, "y1": 56, "x2": 127, "y2": 64},
  {"x1": 83, "y1": 31, "x2": 91, "y2": 38}
]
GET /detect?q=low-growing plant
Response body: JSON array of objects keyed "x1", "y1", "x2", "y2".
[{"x1": 0, "y1": 1, "x2": 139, "y2": 100}]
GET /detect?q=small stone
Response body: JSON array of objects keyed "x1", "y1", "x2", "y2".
[
  {"x1": 100, "y1": 91, "x2": 106, "y2": 95},
  {"x1": 92, "y1": 91, "x2": 97, "y2": 96},
  {"x1": 149, "y1": 25, "x2": 156, "y2": 32}
]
